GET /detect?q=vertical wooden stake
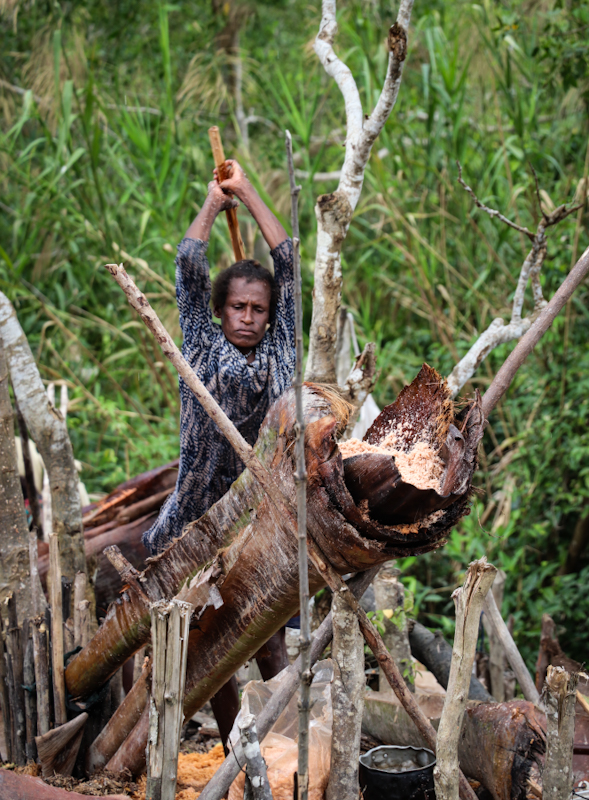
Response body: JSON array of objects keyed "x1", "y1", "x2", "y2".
[
  {"x1": 542, "y1": 666, "x2": 578, "y2": 800},
  {"x1": 31, "y1": 615, "x2": 51, "y2": 736},
  {"x1": 23, "y1": 627, "x2": 37, "y2": 761},
  {"x1": 7, "y1": 594, "x2": 27, "y2": 765},
  {"x1": 49, "y1": 534, "x2": 67, "y2": 725},
  {"x1": 146, "y1": 599, "x2": 192, "y2": 800},
  {"x1": 285, "y1": 129, "x2": 310, "y2": 800},
  {"x1": 208, "y1": 126, "x2": 246, "y2": 262},
  {"x1": 73, "y1": 572, "x2": 87, "y2": 649},
  {"x1": 434, "y1": 559, "x2": 496, "y2": 800},
  {"x1": 0, "y1": 608, "x2": 13, "y2": 762}
]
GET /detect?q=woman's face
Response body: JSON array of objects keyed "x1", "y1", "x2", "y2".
[{"x1": 215, "y1": 277, "x2": 271, "y2": 353}]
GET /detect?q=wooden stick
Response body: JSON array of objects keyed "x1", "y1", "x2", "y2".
[
  {"x1": 481, "y1": 569, "x2": 506, "y2": 701},
  {"x1": 483, "y1": 590, "x2": 540, "y2": 706},
  {"x1": 208, "y1": 126, "x2": 246, "y2": 262},
  {"x1": 0, "y1": 607, "x2": 13, "y2": 762},
  {"x1": 239, "y1": 714, "x2": 273, "y2": 800},
  {"x1": 29, "y1": 530, "x2": 46, "y2": 619},
  {"x1": 482, "y1": 244, "x2": 589, "y2": 416},
  {"x1": 146, "y1": 600, "x2": 192, "y2": 800},
  {"x1": 106, "y1": 264, "x2": 475, "y2": 800},
  {"x1": 31, "y1": 616, "x2": 51, "y2": 736},
  {"x1": 23, "y1": 628, "x2": 37, "y2": 761},
  {"x1": 73, "y1": 572, "x2": 87, "y2": 649},
  {"x1": 49, "y1": 534, "x2": 67, "y2": 725},
  {"x1": 434, "y1": 559, "x2": 497, "y2": 800},
  {"x1": 285, "y1": 129, "x2": 311, "y2": 800},
  {"x1": 542, "y1": 666, "x2": 578, "y2": 800},
  {"x1": 7, "y1": 593, "x2": 27, "y2": 765}
]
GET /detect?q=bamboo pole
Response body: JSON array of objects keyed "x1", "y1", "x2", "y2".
[
  {"x1": 434, "y1": 559, "x2": 497, "y2": 800},
  {"x1": 285, "y1": 129, "x2": 311, "y2": 800},
  {"x1": 145, "y1": 600, "x2": 192, "y2": 800},
  {"x1": 208, "y1": 126, "x2": 246, "y2": 262},
  {"x1": 105, "y1": 262, "x2": 476, "y2": 800},
  {"x1": 49, "y1": 534, "x2": 67, "y2": 725}
]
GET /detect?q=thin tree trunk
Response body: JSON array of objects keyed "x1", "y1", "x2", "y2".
[
  {"x1": 542, "y1": 666, "x2": 578, "y2": 800},
  {"x1": 0, "y1": 345, "x2": 36, "y2": 620},
  {"x1": 326, "y1": 590, "x2": 365, "y2": 800},
  {"x1": 0, "y1": 293, "x2": 87, "y2": 587}
]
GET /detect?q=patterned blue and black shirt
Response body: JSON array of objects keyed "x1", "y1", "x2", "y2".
[{"x1": 143, "y1": 236, "x2": 295, "y2": 555}]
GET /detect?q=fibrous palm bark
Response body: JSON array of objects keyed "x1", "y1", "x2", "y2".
[{"x1": 66, "y1": 367, "x2": 483, "y2": 774}]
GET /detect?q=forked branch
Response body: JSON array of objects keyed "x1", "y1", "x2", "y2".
[
  {"x1": 447, "y1": 164, "x2": 582, "y2": 398},
  {"x1": 306, "y1": 0, "x2": 414, "y2": 384}
]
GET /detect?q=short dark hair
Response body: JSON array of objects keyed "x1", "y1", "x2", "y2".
[{"x1": 212, "y1": 260, "x2": 278, "y2": 320}]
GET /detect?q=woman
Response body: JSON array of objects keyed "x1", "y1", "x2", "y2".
[{"x1": 144, "y1": 158, "x2": 295, "y2": 746}]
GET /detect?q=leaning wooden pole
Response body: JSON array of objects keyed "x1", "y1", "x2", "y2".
[
  {"x1": 285, "y1": 129, "x2": 310, "y2": 800},
  {"x1": 49, "y1": 533, "x2": 67, "y2": 726},
  {"x1": 208, "y1": 126, "x2": 246, "y2": 262}
]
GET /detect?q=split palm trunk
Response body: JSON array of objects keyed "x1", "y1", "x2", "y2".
[{"x1": 66, "y1": 367, "x2": 483, "y2": 774}]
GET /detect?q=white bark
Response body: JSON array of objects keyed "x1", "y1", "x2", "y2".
[
  {"x1": 306, "y1": 0, "x2": 414, "y2": 384},
  {"x1": 0, "y1": 293, "x2": 86, "y2": 582},
  {"x1": 447, "y1": 173, "x2": 579, "y2": 399}
]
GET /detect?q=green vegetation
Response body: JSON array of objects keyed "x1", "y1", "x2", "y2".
[{"x1": 1, "y1": 0, "x2": 588, "y2": 670}]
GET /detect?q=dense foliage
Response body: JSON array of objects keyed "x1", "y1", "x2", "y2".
[{"x1": 1, "y1": 0, "x2": 588, "y2": 670}]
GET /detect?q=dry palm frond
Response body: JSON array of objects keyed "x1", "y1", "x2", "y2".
[{"x1": 176, "y1": 48, "x2": 257, "y2": 117}]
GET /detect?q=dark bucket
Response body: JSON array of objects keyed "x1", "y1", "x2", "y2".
[{"x1": 359, "y1": 745, "x2": 436, "y2": 800}]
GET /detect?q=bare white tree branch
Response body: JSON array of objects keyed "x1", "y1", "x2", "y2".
[
  {"x1": 446, "y1": 167, "x2": 580, "y2": 398},
  {"x1": 306, "y1": 0, "x2": 414, "y2": 384}
]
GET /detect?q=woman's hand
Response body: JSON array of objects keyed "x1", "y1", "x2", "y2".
[
  {"x1": 214, "y1": 159, "x2": 249, "y2": 198},
  {"x1": 207, "y1": 180, "x2": 239, "y2": 212}
]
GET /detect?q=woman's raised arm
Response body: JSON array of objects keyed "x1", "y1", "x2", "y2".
[{"x1": 185, "y1": 181, "x2": 239, "y2": 242}]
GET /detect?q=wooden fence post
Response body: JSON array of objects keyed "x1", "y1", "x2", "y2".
[
  {"x1": 146, "y1": 599, "x2": 192, "y2": 800},
  {"x1": 542, "y1": 666, "x2": 578, "y2": 800}
]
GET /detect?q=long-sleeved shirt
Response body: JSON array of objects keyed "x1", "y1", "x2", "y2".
[{"x1": 143, "y1": 236, "x2": 295, "y2": 555}]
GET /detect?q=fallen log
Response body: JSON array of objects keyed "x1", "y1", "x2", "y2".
[
  {"x1": 0, "y1": 769, "x2": 128, "y2": 800},
  {"x1": 362, "y1": 692, "x2": 545, "y2": 800},
  {"x1": 67, "y1": 368, "x2": 483, "y2": 775}
]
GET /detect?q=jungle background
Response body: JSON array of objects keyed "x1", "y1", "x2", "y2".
[{"x1": 1, "y1": 0, "x2": 588, "y2": 671}]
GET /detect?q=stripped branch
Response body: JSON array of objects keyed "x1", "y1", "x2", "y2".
[
  {"x1": 306, "y1": 0, "x2": 414, "y2": 384},
  {"x1": 447, "y1": 165, "x2": 583, "y2": 398}
]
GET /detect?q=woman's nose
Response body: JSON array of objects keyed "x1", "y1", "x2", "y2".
[{"x1": 243, "y1": 304, "x2": 253, "y2": 323}]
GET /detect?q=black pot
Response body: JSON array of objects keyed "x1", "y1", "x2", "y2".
[{"x1": 359, "y1": 745, "x2": 436, "y2": 800}]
